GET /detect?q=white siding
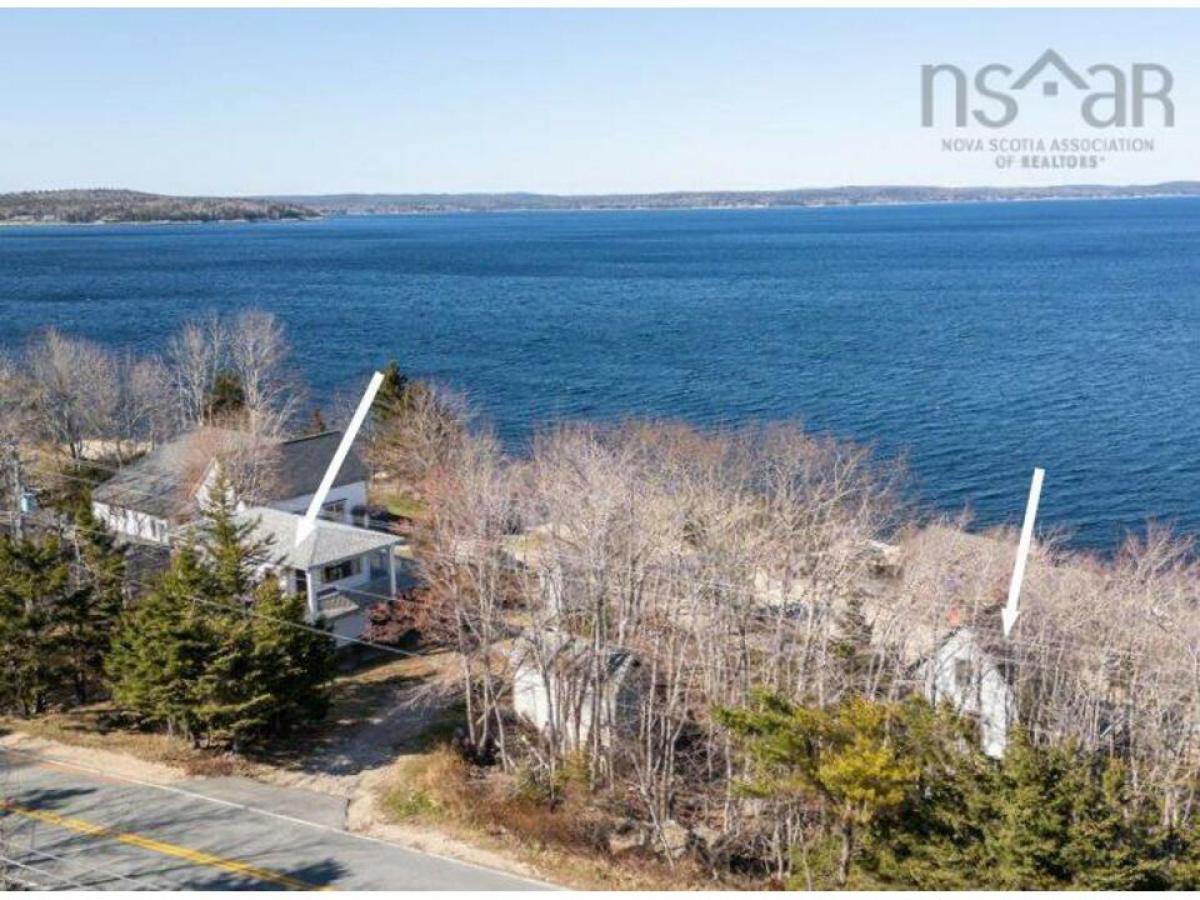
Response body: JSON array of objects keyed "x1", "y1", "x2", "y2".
[
  {"x1": 511, "y1": 650, "x2": 642, "y2": 750},
  {"x1": 923, "y1": 627, "x2": 1014, "y2": 758},
  {"x1": 92, "y1": 501, "x2": 170, "y2": 546},
  {"x1": 268, "y1": 481, "x2": 368, "y2": 525}
]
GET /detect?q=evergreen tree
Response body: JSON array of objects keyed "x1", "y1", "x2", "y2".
[
  {"x1": 374, "y1": 360, "x2": 411, "y2": 424},
  {"x1": 61, "y1": 500, "x2": 126, "y2": 703},
  {"x1": 108, "y1": 485, "x2": 334, "y2": 749},
  {"x1": 1164, "y1": 821, "x2": 1200, "y2": 889},
  {"x1": 198, "y1": 582, "x2": 335, "y2": 749},
  {"x1": 204, "y1": 370, "x2": 246, "y2": 423},
  {"x1": 0, "y1": 534, "x2": 73, "y2": 716},
  {"x1": 107, "y1": 547, "x2": 217, "y2": 741},
  {"x1": 985, "y1": 730, "x2": 1070, "y2": 888},
  {"x1": 248, "y1": 583, "x2": 334, "y2": 735},
  {"x1": 197, "y1": 474, "x2": 276, "y2": 600},
  {"x1": 717, "y1": 692, "x2": 918, "y2": 886},
  {"x1": 862, "y1": 699, "x2": 994, "y2": 889},
  {"x1": 1060, "y1": 755, "x2": 1164, "y2": 889}
]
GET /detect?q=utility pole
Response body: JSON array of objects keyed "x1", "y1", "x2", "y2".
[{"x1": 3, "y1": 438, "x2": 23, "y2": 540}]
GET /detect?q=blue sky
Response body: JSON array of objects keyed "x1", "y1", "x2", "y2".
[{"x1": 1, "y1": 9, "x2": 1196, "y2": 195}]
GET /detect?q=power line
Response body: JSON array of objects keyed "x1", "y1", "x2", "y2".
[
  {"x1": 6, "y1": 480, "x2": 1199, "y2": 674},
  {"x1": 13, "y1": 460, "x2": 1200, "y2": 684},
  {"x1": 0, "y1": 852, "x2": 94, "y2": 890},
  {"x1": 2, "y1": 840, "x2": 179, "y2": 891}
]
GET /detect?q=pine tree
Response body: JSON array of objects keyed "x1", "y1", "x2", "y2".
[
  {"x1": 107, "y1": 547, "x2": 217, "y2": 742},
  {"x1": 984, "y1": 730, "x2": 1069, "y2": 888},
  {"x1": 717, "y1": 692, "x2": 919, "y2": 887},
  {"x1": 1060, "y1": 755, "x2": 1164, "y2": 889},
  {"x1": 109, "y1": 484, "x2": 334, "y2": 749},
  {"x1": 204, "y1": 370, "x2": 246, "y2": 423},
  {"x1": 192, "y1": 583, "x2": 334, "y2": 750},
  {"x1": 197, "y1": 474, "x2": 276, "y2": 600},
  {"x1": 374, "y1": 360, "x2": 411, "y2": 424},
  {"x1": 0, "y1": 534, "x2": 73, "y2": 716},
  {"x1": 862, "y1": 699, "x2": 994, "y2": 889},
  {"x1": 61, "y1": 500, "x2": 127, "y2": 703}
]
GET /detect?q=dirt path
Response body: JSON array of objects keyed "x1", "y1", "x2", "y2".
[{"x1": 255, "y1": 651, "x2": 459, "y2": 800}]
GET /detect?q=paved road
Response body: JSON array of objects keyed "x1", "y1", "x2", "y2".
[{"x1": 0, "y1": 749, "x2": 549, "y2": 891}]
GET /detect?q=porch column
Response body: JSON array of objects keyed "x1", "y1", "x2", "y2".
[
  {"x1": 388, "y1": 547, "x2": 398, "y2": 598},
  {"x1": 305, "y1": 570, "x2": 319, "y2": 622}
]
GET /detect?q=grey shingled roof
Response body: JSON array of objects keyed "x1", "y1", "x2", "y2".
[
  {"x1": 92, "y1": 427, "x2": 250, "y2": 520},
  {"x1": 275, "y1": 431, "x2": 368, "y2": 500},
  {"x1": 234, "y1": 506, "x2": 397, "y2": 570},
  {"x1": 92, "y1": 428, "x2": 367, "y2": 521}
]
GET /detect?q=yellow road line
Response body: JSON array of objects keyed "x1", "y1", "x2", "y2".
[{"x1": 2, "y1": 803, "x2": 334, "y2": 891}]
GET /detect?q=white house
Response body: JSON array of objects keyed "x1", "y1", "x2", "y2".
[
  {"x1": 92, "y1": 426, "x2": 399, "y2": 644},
  {"x1": 918, "y1": 625, "x2": 1016, "y2": 758}
]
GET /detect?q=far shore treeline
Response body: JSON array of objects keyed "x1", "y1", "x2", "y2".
[
  {"x1": 0, "y1": 189, "x2": 315, "y2": 225},
  {"x1": 6, "y1": 182, "x2": 1200, "y2": 224}
]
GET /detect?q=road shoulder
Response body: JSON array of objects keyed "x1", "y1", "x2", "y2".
[{"x1": 1, "y1": 729, "x2": 555, "y2": 888}]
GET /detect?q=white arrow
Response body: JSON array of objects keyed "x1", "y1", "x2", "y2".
[
  {"x1": 1003, "y1": 466, "x2": 1045, "y2": 637},
  {"x1": 295, "y1": 370, "x2": 385, "y2": 547}
]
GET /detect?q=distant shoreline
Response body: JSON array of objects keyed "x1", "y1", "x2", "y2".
[
  {"x1": 2, "y1": 185, "x2": 1199, "y2": 227},
  {"x1": 0, "y1": 189, "x2": 316, "y2": 228},
  {"x1": 321, "y1": 191, "x2": 1200, "y2": 216},
  {"x1": 264, "y1": 181, "x2": 1200, "y2": 217},
  {"x1": 0, "y1": 215, "x2": 320, "y2": 229}
]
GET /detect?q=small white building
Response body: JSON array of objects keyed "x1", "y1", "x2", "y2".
[
  {"x1": 919, "y1": 625, "x2": 1016, "y2": 758},
  {"x1": 511, "y1": 631, "x2": 645, "y2": 750}
]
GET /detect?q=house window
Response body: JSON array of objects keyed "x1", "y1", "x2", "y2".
[
  {"x1": 322, "y1": 557, "x2": 362, "y2": 583},
  {"x1": 954, "y1": 658, "x2": 974, "y2": 689},
  {"x1": 370, "y1": 549, "x2": 389, "y2": 578},
  {"x1": 319, "y1": 500, "x2": 346, "y2": 521}
]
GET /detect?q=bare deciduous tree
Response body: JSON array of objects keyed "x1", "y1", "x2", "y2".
[
  {"x1": 227, "y1": 310, "x2": 302, "y2": 437},
  {"x1": 409, "y1": 407, "x2": 1200, "y2": 875},
  {"x1": 166, "y1": 313, "x2": 226, "y2": 432},
  {"x1": 368, "y1": 380, "x2": 470, "y2": 490},
  {"x1": 23, "y1": 329, "x2": 121, "y2": 460}
]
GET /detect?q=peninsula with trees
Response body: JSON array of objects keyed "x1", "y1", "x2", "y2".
[{"x1": 0, "y1": 189, "x2": 317, "y2": 225}]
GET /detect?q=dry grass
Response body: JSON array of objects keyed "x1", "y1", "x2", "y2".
[
  {"x1": 376, "y1": 747, "x2": 726, "y2": 890},
  {"x1": 0, "y1": 652, "x2": 447, "y2": 778},
  {"x1": 371, "y1": 478, "x2": 429, "y2": 523},
  {"x1": 0, "y1": 705, "x2": 244, "y2": 777}
]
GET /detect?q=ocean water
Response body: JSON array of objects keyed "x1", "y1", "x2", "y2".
[{"x1": 1, "y1": 198, "x2": 1198, "y2": 550}]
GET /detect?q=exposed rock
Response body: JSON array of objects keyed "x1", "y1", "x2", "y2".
[{"x1": 607, "y1": 819, "x2": 646, "y2": 855}]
